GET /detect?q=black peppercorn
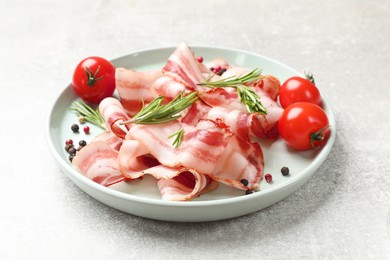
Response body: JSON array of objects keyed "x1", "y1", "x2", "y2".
[
  {"x1": 245, "y1": 190, "x2": 253, "y2": 195},
  {"x1": 281, "y1": 166, "x2": 290, "y2": 176},
  {"x1": 79, "y1": 140, "x2": 87, "y2": 147},
  {"x1": 216, "y1": 68, "x2": 227, "y2": 76},
  {"x1": 68, "y1": 147, "x2": 77, "y2": 155},
  {"x1": 71, "y1": 124, "x2": 79, "y2": 133},
  {"x1": 65, "y1": 144, "x2": 74, "y2": 152},
  {"x1": 240, "y1": 179, "x2": 249, "y2": 186}
]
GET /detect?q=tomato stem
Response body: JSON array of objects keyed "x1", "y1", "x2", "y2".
[
  {"x1": 304, "y1": 71, "x2": 316, "y2": 85},
  {"x1": 84, "y1": 65, "x2": 104, "y2": 87},
  {"x1": 310, "y1": 125, "x2": 330, "y2": 149}
]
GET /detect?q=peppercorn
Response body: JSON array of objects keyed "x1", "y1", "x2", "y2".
[
  {"x1": 68, "y1": 147, "x2": 77, "y2": 155},
  {"x1": 196, "y1": 56, "x2": 204, "y2": 63},
  {"x1": 212, "y1": 65, "x2": 222, "y2": 74},
  {"x1": 71, "y1": 124, "x2": 79, "y2": 133},
  {"x1": 264, "y1": 173, "x2": 272, "y2": 183},
  {"x1": 83, "y1": 125, "x2": 90, "y2": 134},
  {"x1": 78, "y1": 116, "x2": 86, "y2": 124},
  {"x1": 65, "y1": 139, "x2": 73, "y2": 145},
  {"x1": 245, "y1": 190, "x2": 253, "y2": 195},
  {"x1": 79, "y1": 140, "x2": 87, "y2": 147},
  {"x1": 281, "y1": 166, "x2": 290, "y2": 176},
  {"x1": 69, "y1": 155, "x2": 75, "y2": 162},
  {"x1": 65, "y1": 144, "x2": 74, "y2": 152},
  {"x1": 216, "y1": 68, "x2": 227, "y2": 76},
  {"x1": 240, "y1": 179, "x2": 249, "y2": 186}
]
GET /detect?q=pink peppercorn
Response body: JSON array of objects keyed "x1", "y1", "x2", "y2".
[
  {"x1": 196, "y1": 56, "x2": 204, "y2": 63},
  {"x1": 212, "y1": 65, "x2": 221, "y2": 73},
  {"x1": 265, "y1": 173, "x2": 273, "y2": 183},
  {"x1": 65, "y1": 139, "x2": 73, "y2": 145},
  {"x1": 83, "y1": 126, "x2": 90, "y2": 134}
]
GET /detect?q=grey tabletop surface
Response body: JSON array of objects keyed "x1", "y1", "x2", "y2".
[{"x1": 1, "y1": 0, "x2": 389, "y2": 259}]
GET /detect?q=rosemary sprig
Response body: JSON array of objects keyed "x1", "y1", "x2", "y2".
[
  {"x1": 237, "y1": 85, "x2": 267, "y2": 114},
  {"x1": 122, "y1": 92, "x2": 198, "y2": 125},
  {"x1": 69, "y1": 100, "x2": 106, "y2": 129},
  {"x1": 198, "y1": 68, "x2": 267, "y2": 114},
  {"x1": 168, "y1": 128, "x2": 184, "y2": 148},
  {"x1": 202, "y1": 68, "x2": 263, "y2": 87}
]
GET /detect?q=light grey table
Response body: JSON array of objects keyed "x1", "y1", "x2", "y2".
[{"x1": 1, "y1": 0, "x2": 389, "y2": 259}]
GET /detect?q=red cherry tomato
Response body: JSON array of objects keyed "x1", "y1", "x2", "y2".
[
  {"x1": 278, "y1": 102, "x2": 330, "y2": 150},
  {"x1": 279, "y1": 76, "x2": 321, "y2": 108},
  {"x1": 72, "y1": 57, "x2": 116, "y2": 104}
]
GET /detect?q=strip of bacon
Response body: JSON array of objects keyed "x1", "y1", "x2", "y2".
[
  {"x1": 220, "y1": 67, "x2": 281, "y2": 100},
  {"x1": 152, "y1": 76, "x2": 189, "y2": 100},
  {"x1": 115, "y1": 68, "x2": 162, "y2": 116},
  {"x1": 72, "y1": 141, "x2": 126, "y2": 186},
  {"x1": 117, "y1": 140, "x2": 217, "y2": 201},
  {"x1": 252, "y1": 75, "x2": 281, "y2": 101},
  {"x1": 92, "y1": 131, "x2": 123, "y2": 151},
  {"x1": 162, "y1": 42, "x2": 209, "y2": 89},
  {"x1": 211, "y1": 135, "x2": 264, "y2": 190},
  {"x1": 180, "y1": 100, "x2": 211, "y2": 126},
  {"x1": 206, "y1": 103, "x2": 282, "y2": 141},
  {"x1": 118, "y1": 139, "x2": 159, "y2": 179},
  {"x1": 196, "y1": 68, "x2": 283, "y2": 140},
  {"x1": 128, "y1": 119, "x2": 233, "y2": 174},
  {"x1": 99, "y1": 97, "x2": 130, "y2": 139},
  {"x1": 154, "y1": 167, "x2": 217, "y2": 201}
]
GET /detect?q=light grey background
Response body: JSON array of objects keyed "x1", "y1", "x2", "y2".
[{"x1": 1, "y1": 0, "x2": 389, "y2": 259}]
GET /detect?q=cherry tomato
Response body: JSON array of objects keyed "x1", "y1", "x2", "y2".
[
  {"x1": 278, "y1": 102, "x2": 330, "y2": 150},
  {"x1": 72, "y1": 57, "x2": 115, "y2": 104},
  {"x1": 279, "y1": 76, "x2": 321, "y2": 108}
]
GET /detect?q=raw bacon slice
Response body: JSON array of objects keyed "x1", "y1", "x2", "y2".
[
  {"x1": 117, "y1": 142, "x2": 217, "y2": 201},
  {"x1": 128, "y1": 119, "x2": 233, "y2": 174},
  {"x1": 252, "y1": 75, "x2": 281, "y2": 101},
  {"x1": 180, "y1": 100, "x2": 211, "y2": 126},
  {"x1": 211, "y1": 135, "x2": 264, "y2": 190},
  {"x1": 115, "y1": 68, "x2": 162, "y2": 116},
  {"x1": 152, "y1": 76, "x2": 190, "y2": 100},
  {"x1": 99, "y1": 97, "x2": 130, "y2": 139},
  {"x1": 250, "y1": 86, "x2": 283, "y2": 139},
  {"x1": 206, "y1": 105, "x2": 282, "y2": 140},
  {"x1": 162, "y1": 42, "x2": 209, "y2": 89},
  {"x1": 206, "y1": 107, "x2": 252, "y2": 141},
  {"x1": 197, "y1": 72, "x2": 283, "y2": 139},
  {"x1": 197, "y1": 87, "x2": 243, "y2": 111},
  {"x1": 72, "y1": 141, "x2": 126, "y2": 186},
  {"x1": 219, "y1": 67, "x2": 281, "y2": 100},
  {"x1": 153, "y1": 167, "x2": 217, "y2": 201},
  {"x1": 118, "y1": 139, "x2": 159, "y2": 179},
  {"x1": 92, "y1": 130, "x2": 123, "y2": 151}
]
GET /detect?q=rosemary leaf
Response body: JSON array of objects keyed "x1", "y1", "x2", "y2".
[
  {"x1": 198, "y1": 68, "x2": 267, "y2": 115},
  {"x1": 69, "y1": 100, "x2": 106, "y2": 129},
  {"x1": 168, "y1": 128, "x2": 184, "y2": 148},
  {"x1": 122, "y1": 92, "x2": 198, "y2": 125}
]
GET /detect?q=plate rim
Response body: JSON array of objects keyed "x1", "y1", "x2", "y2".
[{"x1": 46, "y1": 45, "x2": 336, "y2": 209}]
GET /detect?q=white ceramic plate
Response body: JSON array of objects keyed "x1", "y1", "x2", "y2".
[{"x1": 46, "y1": 46, "x2": 336, "y2": 222}]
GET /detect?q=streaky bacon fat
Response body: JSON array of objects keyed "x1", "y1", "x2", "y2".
[
  {"x1": 115, "y1": 68, "x2": 162, "y2": 116},
  {"x1": 99, "y1": 97, "x2": 130, "y2": 139},
  {"x1": 72, "y1": 141, "x2": 126, "y2": 186},
  {"x1": 127, "y1": 119, "x2": 233, "y2": 174},
  {"x1": 212, "y1": 135, "x2": 264, "y2": 190},
  {"x1": 92, "y1": 130, "x2": 123, "y2": 151},
  {"x1": 162, "y1": 42, "x2": 209, "y2": 89}
]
